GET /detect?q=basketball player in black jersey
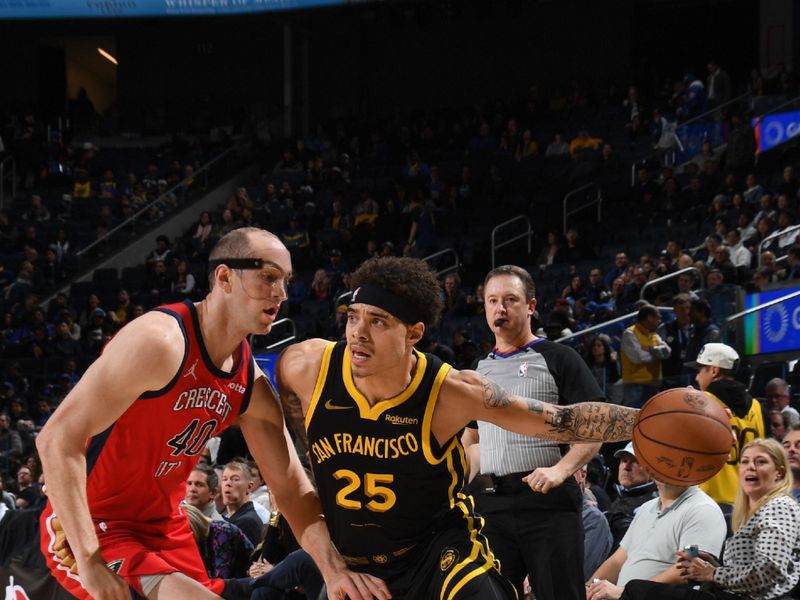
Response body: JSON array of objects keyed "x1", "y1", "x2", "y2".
[{"x1": 278, "y1": 257, "x2": 639, "y2": 600}]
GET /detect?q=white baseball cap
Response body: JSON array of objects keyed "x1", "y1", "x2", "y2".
[
  {"x1": 613, "y1": 442, "x2": 636, "y2": 459},
  {"x1": 685, "y1": 343, "x2": 740, "y2": 370}
]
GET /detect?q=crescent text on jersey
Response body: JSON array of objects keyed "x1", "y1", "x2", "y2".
[
  {"x1": 173, "y1": 387, "x2": 232, "y2": 421},
  {"x1": 311, "y1": 432, "x2": 420, "y2": 465}
]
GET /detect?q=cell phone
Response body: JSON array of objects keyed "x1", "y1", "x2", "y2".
[{"x1": 683, "y1": 545, "x2": 699, "y2": 558}]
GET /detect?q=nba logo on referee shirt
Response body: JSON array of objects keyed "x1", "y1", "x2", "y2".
[{"x1": 518, "y1": 362, "x2": 528, "y2": 377}]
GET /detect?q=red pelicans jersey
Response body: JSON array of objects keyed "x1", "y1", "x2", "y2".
[{"x1": 41, "y1": 300, "x2": 253, "y2": 597}]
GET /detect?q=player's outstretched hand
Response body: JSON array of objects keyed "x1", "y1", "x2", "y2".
[
  {"x1": 78, "y1": 554, "x2": 130, "y2": 600},
  {"x1": 326, "y1": 569, "x2": 392, "y2": 600}
]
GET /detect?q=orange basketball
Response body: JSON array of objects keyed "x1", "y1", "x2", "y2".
[{"x1": 632, "y1": 387, "x2": 732, "y2": 486}]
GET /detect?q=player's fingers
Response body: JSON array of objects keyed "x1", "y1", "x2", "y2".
[
  {"x1": 362, "y1": 573, "x2": 392, "y2": 599},
  {"x1": 344, "y1": 575, "x2": 371, "y2": 600}
]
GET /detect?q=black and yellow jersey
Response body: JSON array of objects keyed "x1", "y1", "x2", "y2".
[{"x1": 305, "y1": 341, "x2": 476, "y2": 559}]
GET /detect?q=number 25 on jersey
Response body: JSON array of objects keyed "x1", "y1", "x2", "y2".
[{"x1": 334, "y1": 470, "x2": 396, "y2": 512}]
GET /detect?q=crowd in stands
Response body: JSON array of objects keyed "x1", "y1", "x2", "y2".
[{"x1": 2, "y1": 63, "x2": 800, "y2": 598}]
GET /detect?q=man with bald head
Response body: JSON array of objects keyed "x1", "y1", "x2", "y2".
[{"x1": 38, "y1": 227, "x2": 390, "y2": 600}]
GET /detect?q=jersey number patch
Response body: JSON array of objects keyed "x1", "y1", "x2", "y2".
[
  {"x1": 167, "y1": 419, "x2": 218, "y2": 457},
  {"x1": 333, "y1": 470, "x2": 396, "y2": 512}
]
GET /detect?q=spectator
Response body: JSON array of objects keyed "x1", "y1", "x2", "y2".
[
  {"x1": 764, "y1": 378, "x2": 800, "y2": 428},
  {"x1": 145, "y1": 260, "x2": 172, "y2": 299},
  {"x1": 217, "y1": 208, "x2": 240, "y2": 238},
  {"x1": 743, "y1": 173, "x2": 764, "y2": 207},
  {"x1": 605, "y1": 253, "x2": 630, "y2": 288},
  {"x1": 620, "y1": 267, "x2": 648, "y2": 308},
  {"x1": 221, "y1": 460, "x2": 264, "y2": 546},
  {"x1": 684, "y1": 299, "x2": 721, "y2": 365},
  {"x1": 784, "y1": 244, "x2": 800, "y2": 280},
  {"x1": 190, "y1": 211, "x2": 217, "y2": 260},
  {"x1": 569, "y1": 129, "x2": 603, "y2": 157},
  {"x1": 769, "y1": 410, "x2": 787, "y2": 441},
  {"x1": 621, "y1": 439, "x2": 799, "y2": 600},
  {"x1": 574, "y1": 462, "x2": 613, "y2": 580},
  {"x1": 620, "y1": 305, "x2": 671, "y2": 407},
  {"x1": 146, "y1": 235, "x2": 173, "y2": 270},
  {"x1": 561, "y1": 274, "x2": 585, "y2": 306},
  {"x1": 776, "y1": 165, "x2": 799, "y2": 198},
  {"x1": 563, "y1": 228, "x2": 592, "y2": 265},
  {"x1": 452, "y1": 328, "x2": 479, "y2": 370},
  {"x1": 309, "y1": 269, "x2": 331, "y2": 302},
  {"x1": 0, "y1": 413, "x2": 22, "y2": 473},
  {"x1": 545, "y1": 132, "x2": 570, "y2": 157},
  {"x1": 605, "y1": 443, "x2": 658, "y2": 547},
  {"x1": 536, "y1": 231, "x2": 564, "y2": 270},
  {"x1": 110, "y1": 289, "x2": 131, "y2": 325},
  {"x1": 700, "y1": 269, "x2": 736, "y2": 323},
  {"x1": 50, "y1": 320, "x2": 81, "y2": 359},
  {"x1": 185, "y1": 464, "x2": 223, "y2": 521},
  {"x1": 737, "y1": 211, "x2": 757, "y2": 244},
  {"x1": 14, "y1": 464, "x2": 38, "y2": 508},
  {"x1": 657, "y1": 293, "x2": 693, "y2": 388},
  {"x1": 706, "y1": 59, "x2": 732, "y2": 109},
  {"x1": 753, "y1": 195, "x2": 776, "y2": 229},
  {"x1": 0, "y1": 477, "x2": 15, "y2": 513},
  {"x1": 441, "y1": 272, "x2": 468, "y2": 318},
  {"x1": 582, "y1": 334, "x2": 620, "y2": 399},
  {"x1": 759, "y1": 250, "x2": 779, "y2": 280},
  {"x1": 77, "y1": 293, "x2": 102, "y2": 331},
  {"x1": 586, "y1": 268, "x2": 610, "y2": 307},
  {"x1": 675, "y1": 272, "x2": 699, "y2": 300},
  {"x1": 782, "y1": 426, "x2": 800, "y2": 502},
  {"x1": 406, "y1": 193, "x2": 437, "y2": 257},
  {"x1": 686, "y1": 343, "x2": 765, "y2": 508},
  {"x1": 22, "y1": 194, "x2": 50, "y2": 223},
  {"x1": 171, "y1": 259, "x2": 197, "y2": 298},
  {"x1": 588, "y1": 474, "x2": 726, "y2": 600},
  {"x1": 725, "y1": 229, "x2": 752, "y2": 268}
]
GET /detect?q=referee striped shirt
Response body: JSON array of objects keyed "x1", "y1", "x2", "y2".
[{"x1": 474, "y1": 338, "x2": 605, "y2": 476}]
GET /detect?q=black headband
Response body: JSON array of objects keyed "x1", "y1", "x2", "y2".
[
  {"x1": 207, "y1": 258, "x2": 264, "y2": 273},
  {"x1": 350, "y1": 283, "x2": 423, "y2": 325}
]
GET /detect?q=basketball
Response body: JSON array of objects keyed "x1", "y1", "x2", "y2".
[{"x1": 632, "y1": 387, "x2": 732, "y2": 486}]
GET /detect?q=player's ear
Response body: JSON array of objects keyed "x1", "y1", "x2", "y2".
[
  {"x1": 407, "y1": 322, "x2": 424, "y2": 346},
  {"x1": 216, "y1": 265, "x2": 234, "y2": 293}
]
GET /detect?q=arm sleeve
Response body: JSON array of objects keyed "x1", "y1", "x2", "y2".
[
  {"x1": 649, "y1": 334, "x2": 672, "y2": 359},
  {"x1": 621, "y1": 329, "x2": 653, "y2": 364},
  {"x1": 713, "y1": 500, "x2": 800, "y2": 597}
]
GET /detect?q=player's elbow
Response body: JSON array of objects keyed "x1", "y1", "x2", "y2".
[{"x1": 35, "y1": 422, "x2": 59, "y2": 461}]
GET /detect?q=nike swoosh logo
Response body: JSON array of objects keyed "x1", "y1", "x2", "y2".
[{"x1": 324, "y1": 399, "x2": 352, "y2": 410}]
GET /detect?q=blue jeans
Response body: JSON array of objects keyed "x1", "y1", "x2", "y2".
[
  {"x1": 250, "y1": 550, "x2": 323, "y2": 600},
  {"x1": 622, "y1": 383, "x2": 660, "y2": 408}
]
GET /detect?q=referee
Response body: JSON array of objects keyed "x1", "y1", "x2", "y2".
[{"x1": 463, "y1": 265, "x2": 605, "y2": 600}]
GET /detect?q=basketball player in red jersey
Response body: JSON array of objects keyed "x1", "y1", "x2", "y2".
[
  {"x1": 278, "y1": 257, "x2": 640, "y2": 599},
  {"x1": 37, "y1": 228, "x2": 390, "y2": 600}
]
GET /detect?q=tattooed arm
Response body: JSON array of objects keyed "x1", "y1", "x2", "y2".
[
  {"x1": 275, "y1": 340, "x2": 330, "y2": 453},
  {"x1": 434, "y1": 369, "x2": 638, "y2": 444}
]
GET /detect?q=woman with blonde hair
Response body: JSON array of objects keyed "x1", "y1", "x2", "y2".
[{"x1": 620, "y1": 438, "x2": 800, "y2": 600}]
